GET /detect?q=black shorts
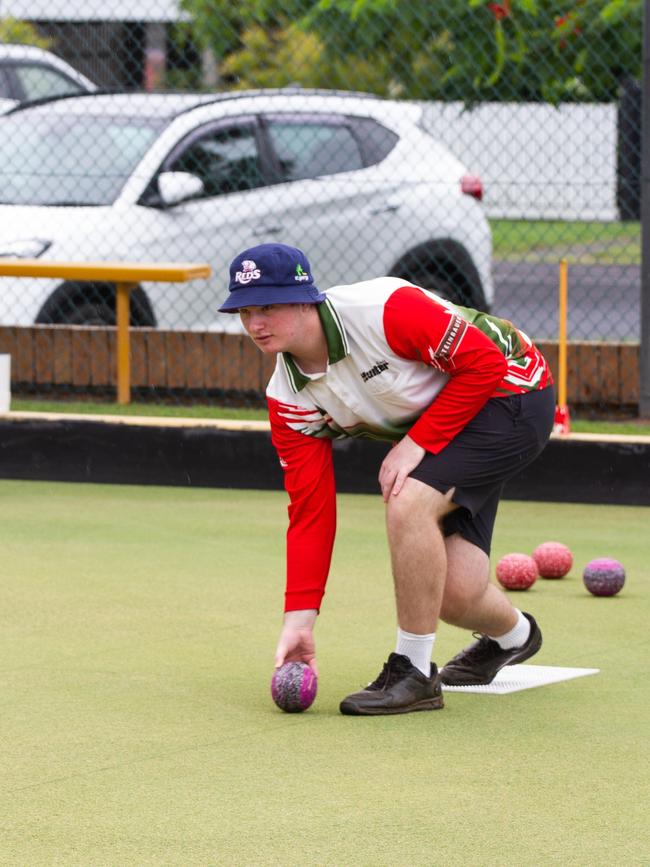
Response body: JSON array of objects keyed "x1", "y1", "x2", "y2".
[{"x1": 409, "y1": 386, "x2": 555, "y2": 556}]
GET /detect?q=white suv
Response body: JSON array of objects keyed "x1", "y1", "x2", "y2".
[
  {"x1": 0, "y1": 44, "x2": 96, "y2": 113},
  {"x1": 0, "y1": 89, "x2": 493, "y2": 332}
]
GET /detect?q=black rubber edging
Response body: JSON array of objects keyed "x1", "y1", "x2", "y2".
[{"x1": 0, "y1": 418, "x2": 648, "y2": 506}]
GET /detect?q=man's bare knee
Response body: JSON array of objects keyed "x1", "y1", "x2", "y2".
[{"x1": 385, "y1": 478, "x2": 455, "y2": 532}]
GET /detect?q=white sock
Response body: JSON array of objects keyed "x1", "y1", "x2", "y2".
[
  {"x1": 489, "y1": 610, "x2": 530, "y2": 650},
  {"x1": 396, "y1": 628, "x2": 436, "y2": 677}
]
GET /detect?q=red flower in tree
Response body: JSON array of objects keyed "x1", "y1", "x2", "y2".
[
  {"x1": 488, "y1": 0, "x2": 511, "y2": 20},
  {"x1": 555, "y1": 11, "x2": 582, "y2": 49}
]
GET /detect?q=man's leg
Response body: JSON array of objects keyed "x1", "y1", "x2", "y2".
[
  {"x1": 438, "y1": 532, "x2": 542, "y2": 686},
  {"x1": 340, "y1": 389, "x2": 555, "y2": 710},
  {"x1": 440, "y1": 532, "x2": 517, "y2": 634},
  {"x1": 339, "y1": 477, "x2": 452, "y2": 716},
  {"x1": 385, "y1": 477, "x2": 456, "y2": 634}
]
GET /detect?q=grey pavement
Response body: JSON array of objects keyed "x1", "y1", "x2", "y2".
[{"x1": 492, "y1": 261, "x2": 641, "y2": 341}]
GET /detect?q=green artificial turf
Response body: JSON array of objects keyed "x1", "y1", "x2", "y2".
[
  {"x1": 1, "y1": 481, "x2": 648, "y2": 866},
  {"x1": 10, "y1": 398, "x2": 268, "y2": 421}
]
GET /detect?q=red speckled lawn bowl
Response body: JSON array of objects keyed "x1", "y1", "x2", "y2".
[{"x1": 496, "y1": 553, "x2": 538, "y2": 590}]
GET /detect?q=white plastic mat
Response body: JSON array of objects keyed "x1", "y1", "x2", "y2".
[{"x1": 441, "y1": 664, "x2": 599, "y2": 694}]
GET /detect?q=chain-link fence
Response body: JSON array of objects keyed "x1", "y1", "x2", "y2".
[{"x1": 0, "y1": 1, "x2": 643, "y2": 414}]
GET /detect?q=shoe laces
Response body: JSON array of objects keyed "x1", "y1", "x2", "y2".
[
  {"x1": 367, "y1": 653, "x2": 413, "y2": 691},
  {"x1": 450, "y1": 633, "x2": 500, "y2": 664}
]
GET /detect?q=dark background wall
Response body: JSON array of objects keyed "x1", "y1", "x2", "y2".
[{"x1": 1, "y1": 418, "x2": 648, "y2": 506}]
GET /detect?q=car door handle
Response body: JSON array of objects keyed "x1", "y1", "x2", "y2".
[
  {"x1": 252, "y1": 224, "x2": 284, "y2": 235},
  {"x1": 369, "y1": 202, "x2": 400, "y2": 215}
]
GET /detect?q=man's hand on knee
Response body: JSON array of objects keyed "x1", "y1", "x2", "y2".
[{"x1": 378, "y1": 435, "x2": 425, "y2": 501}]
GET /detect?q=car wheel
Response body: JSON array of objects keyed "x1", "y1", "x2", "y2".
[
  {"x1": 414, "y1": 271, "x2": 458, "y2": 304},
  {"x1": 66, "y1": 302, "x2": 116, "y2": 326},
  {"x1": 390, "y1": 241, "x2": 488, "y2": 311},
  {"x1": 399, "y1": 264, "x2": 472, "y2": 307},
  {"x1": 36, "y1": 282, "x2": 156, "y2": 327}
]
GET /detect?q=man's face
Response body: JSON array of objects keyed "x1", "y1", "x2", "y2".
[{"x1": 239, "y1": 304, "x2": 307, "y2": 354}]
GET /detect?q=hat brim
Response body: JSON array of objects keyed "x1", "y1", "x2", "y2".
[{"x1": 218, "y1": 284, "x2": 326, "y2": 313}]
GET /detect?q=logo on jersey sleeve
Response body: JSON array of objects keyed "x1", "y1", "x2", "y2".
[{"x1": 426, "y1": 311, "x2": 468, "y2": 370}]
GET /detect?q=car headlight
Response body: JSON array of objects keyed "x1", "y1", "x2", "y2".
[{"x1": 0, "y1": 238, "x2": 52, "y2": 258}]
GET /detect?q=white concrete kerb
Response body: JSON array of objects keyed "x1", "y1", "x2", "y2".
[{"x1": 0, "y1": 355, "x2": 10, "y2": 413}]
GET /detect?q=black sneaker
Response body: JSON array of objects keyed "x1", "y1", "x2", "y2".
[
  {"x1": 440, "y1": 613, "x2": 542, "y2": 686},
  {"x1": 339, "y1": 652, "x2": 444, "y2": 716}
]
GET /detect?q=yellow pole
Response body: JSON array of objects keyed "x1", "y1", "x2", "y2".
[
  {"x1": 558, "y1": 259, "x2": 568, "y2": 408},
  {"x1": 115, "y1": 282, "x2": 135, "y2": 404}
]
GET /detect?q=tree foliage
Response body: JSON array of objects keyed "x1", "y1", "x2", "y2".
[
  {"x1": 0, "y1": 17, "x2": 52, "y2": 49},
  {"x1": 180, "y1": 0, "x2": 643, "y2": 102},
  {"x1": 220, "y1": 21, "x2": 393, "y2": 93}
]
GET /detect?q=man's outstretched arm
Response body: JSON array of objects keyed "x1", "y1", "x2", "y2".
[{"x1": 268, "y1": 397, "x2": 337, "y2": 672}]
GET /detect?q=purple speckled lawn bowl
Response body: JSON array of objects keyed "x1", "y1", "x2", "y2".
[
  {"x1": 271, "y1": 662, "x2": 318, "y2": 712},
  {"x1": 583, "y1": 558, "x2": 626, "y2": 597}
]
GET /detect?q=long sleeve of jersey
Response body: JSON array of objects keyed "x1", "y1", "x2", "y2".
[
  {"x1": 384, "y1": 286, "x2": 509, "y2": 453},
  {"x1": 268, "y1": 396, "x2": 336, "y2": 612}
]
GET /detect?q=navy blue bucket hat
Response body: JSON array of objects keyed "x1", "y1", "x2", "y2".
[{"x1": 219, "y1": 243, "x2": 326, "y2": 312}]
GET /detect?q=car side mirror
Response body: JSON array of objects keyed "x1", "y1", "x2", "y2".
[
  {"x1": 0, "y1": 97, "x2": 19, "y2": 115},
  {"x1": 157, "y1": 171, "x2": 204, "y2": 206}
]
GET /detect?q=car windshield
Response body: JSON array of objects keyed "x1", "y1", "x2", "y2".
[{"x1": 0, "y1": 113, "x2": 164, "y2": 206}]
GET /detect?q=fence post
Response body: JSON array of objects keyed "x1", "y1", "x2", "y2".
[{"x1": 641, "y1": 0, "x2": 650, "y2": 417}]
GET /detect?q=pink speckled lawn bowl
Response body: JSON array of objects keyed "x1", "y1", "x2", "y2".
[
  {"x1": 271, "y1": 662, "x2": 318, "y2": 712},
  {"x1": 583, "y1": 558, "x2": 626, "y2": 597}
]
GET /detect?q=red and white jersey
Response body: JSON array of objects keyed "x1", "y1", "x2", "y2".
[{"x1": 267, "y1": 278, "x2": 553, "y2": 612}]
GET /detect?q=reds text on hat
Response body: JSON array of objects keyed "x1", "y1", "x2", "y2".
[{"x1": 235, "y1": 260, "x2": 261, "y2": 284}]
